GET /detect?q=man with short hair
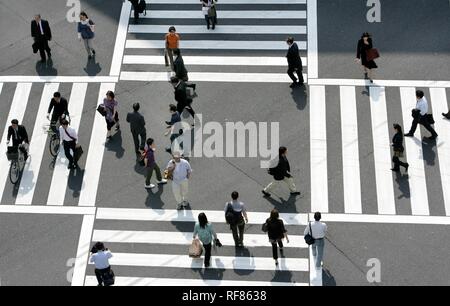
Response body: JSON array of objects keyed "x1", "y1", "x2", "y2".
[
  {"x1": 126, "y1": 102, "x2": 147, "y2": 157},
  {"x1": 47, "y1": 92, "x2": 69, "y2": 133},
  {"x1": 7, "y1": 119, "x2": 29, "y2": 160},
  {"x1": 304, "y1": 212, "x2": 327, "y2": 269},
  {"x1": 59, "y1": 119, "x2": 78, "y2": 169},
  {"x1": 286, "y1": 36, "x2": 304, "y2": 88},
  {"x1": 31, "y1": 14, "x2": 52, "y2": 63},
  {"x1": 224, "y1": 191, "x2": 248, "y2": 247},
  {"x1": 171, "y1": 77, "x2": 195, "y2": 119},
  {"x1": 144, "y1": 138, "x2": 167, "y2": 189},
  {"x1": 165, "y1": 26, "x2": 180, "y2": 70},
  {"x1": 165, "y1": 104, "x2": 182, "y2": 154},
  {"x1": 166, "y1": 151, "x2": 192, "y2": 210},
  {"x1": 404, "y1": 90, "x2": 438, "y2": 141}
]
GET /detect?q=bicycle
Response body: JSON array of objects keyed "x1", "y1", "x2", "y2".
[
  {"x1": 47, "y1": 114, "x2": 70, "y2": 157},
  {"x1": 6, "y1": 145, "x2": 26, "y2": 184}
]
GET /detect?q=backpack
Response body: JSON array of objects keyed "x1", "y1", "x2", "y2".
[
  {"x1": 225, "y1": 203, "x2": 240, "y2": 225},
  {"x1": 138, "y1": 0, "x2": 147, "y2": 15}
]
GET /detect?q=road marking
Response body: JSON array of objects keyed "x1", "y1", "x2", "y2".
[
  {"x1": 307, "y1": 78, "x2": 450, "y2": 88},
  {"x1": 0, "y1": 83, "x2": 3, "y2": 95},
  {"x1": 307, "y1": 0, "x2": 318, "y2": 79},
  {"x1": 129, "y1": 25, "x2": 306, "y2": 34},
  {"x1": 85, "y1": 276, "x2": 307, "y2": 286},
  {"x1": 110, "y1": 1, "x2": 131, "y2": 76},
  {"x1": 120, "y1": 71, "x2": 307, "y2": 83},
  {"x1": 310, "y1": 85, "x2": 328, "y2": 213},
  {"x1": 369, "y1": 87, "x2": 396, "y2": 214},
  {"x1": 125, "y1": 40, "x2": 307, "y2": 50},
  {"x1": 47, "y1": 83, "x2": 88, "y2": 206},
  {"x1": 429, "y1": 88, "x2": 450, "y2": 216},
  {"x1": 132, "y1": 10, "x2": 307, "y2": 19},
  {"x1": 96, "y1": 207, "x2": 308, "y2": 226},
  {"x1": 92, "y1": 230, "x2": 308, "y2": 248},
  {"x1": 15, "y1": 83, "x2": 60, "y2": 205},
  {"x1": 340, "y1": 86, "x2": 362, "y2": 214},
  {"x1": 0, "y1": 76, "x2": 118, "y2": 83},
  {"x1": 78, "y1": 83, "x2": 115, "y2": 206},
  {"x1": 399, "y1": 87, "x2": 430, "y2": 215},
  {"x1": 314, "y1": 213, "x2": 450, "y2": 225},
  {"x1": 0, "y1": 205, "x2": 95, "y2": 215},
  {"x1": 88, "y1": 252, "x2": 309, "y2": 272},
  {"x1": 140, "y1": 0, "x2": 306, "y2": 3},
  {"x1": 123, "y1": 55, "x2": 307, "y2": 67},
  {"x1": 71, "y1": 215, "x2": 95, "y2": 286},
  {"x1": 309, "y1": 247, "x2": 322, "y2": 286},
  {"x1": 0, "y1": 83, "x2": 32, "y2": 203}
]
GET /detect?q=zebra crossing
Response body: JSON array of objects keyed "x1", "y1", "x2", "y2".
[{"x1": 121, "y1": 0, "x2": 308, "y2": 83}]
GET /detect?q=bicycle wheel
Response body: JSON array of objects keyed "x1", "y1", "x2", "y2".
[
  {"x1": 49, "y1": 134, "x2": 60, "y2": 157},
  {"x1": 9, "y1": 161, "x2": 20, "y2": 184}
]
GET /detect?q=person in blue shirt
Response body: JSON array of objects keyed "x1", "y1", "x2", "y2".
[{"x1": 77, "y1": 11, "x2": 96, "y2": 59}]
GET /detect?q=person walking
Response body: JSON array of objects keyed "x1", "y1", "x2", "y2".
[
  {"x1": 165, "y1": 104, "x2": 183, "y2": 153},
  {"x1": 31, "y1": 14, "x2": 52, "y2": 63},
  {"x1": 304, "y1": 212, "x2": 327, "y2": 269},
  {"x1": 6, "y1": 119, "x2": 30, "y2": 160},
  {"x1": 391, "y1": 124, "x2": 409, "y2": 173},
  {"x1": 170, "y1": 77, "x2": 195, "y2": 120},
  {"x1": 262, "y1": 146, "x2": 301, "y2": 197},
  {"x1": 224, "y1": 191, "x2": 248, "y2": 247},
  {"x1": 286, "y1": 37, "x2": 304, "y2": 87},
  {"x1": 129, "y1": 0, "x2": 140, "y2": 23},
  {"x1": 404, "y1": 90, "x2": 438, "y2": 141},
  {"x1": 144, "y1": 138, "x2": 167, "y2": 189},
  {"x1": 126, "y1": 102, "x2": 147, "y2": 157},
  {"x1": 193, "y1": 213, "x2": 218, "y2": 268},
  {"x1": 77, "y1": 11, "x2": 96, "y2": 59},
  {"x1": 166, "y1": 151, "x2": 192, "y2": 210},
  {"x1": 355, "y1": 32, "x2": 378, "y2": 83},
  {"x1": 59, "y1": 119, "x2": 79, "y2": 169},
  {"x1": 47, "y1": 92, "x2": 69, "y2": 133},
  {"x1": 165, "y1": 26, "x2": 180, "y2": 71},
  {"x1": 263, "y1": 209, "x2": 289, "y2": 266},
  {"x1": 89, "y1": 242, "x2": 113, "y2": 286},
  {"x1": 201, "y1": 0, "x2": 217, "y2": 30},
  {"x1": 103, "y1": 91, "x2": 120, "y2": 140},
  {"x1": 173, "y1": 48, "x2": 188, "y2": 82}
]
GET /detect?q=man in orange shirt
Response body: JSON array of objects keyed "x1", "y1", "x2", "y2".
[{"x1": 165, "y1": 26, "x2": 180, "y2": 70}]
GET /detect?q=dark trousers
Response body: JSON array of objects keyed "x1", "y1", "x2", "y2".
[
  {"x1": 131, "y1": 129, "x2": 146, "y2": 153},
  {"x1": 177, "y1": 102, "x2": 195, "y2": 119},
  {"x1": 392, "y1": 156, "x2": 408, "y2": 171},
  {"x1": 133, "y1": 5, "x2": 139, "y2": 20},
  {"x1": 35, "y1": 37, "x2": 51, "y2": 61},
  {"x1": 287, "y1": 67, "x2": 304, "y2": 84},
  {"x1": 230, "y1": 220, "x2": 245, "y2": 245},
  {"x1": 63, "y1": 140, "x2": 76, "y2": 166},
  {"x1": 271, "y1": 239, "x2": 284, "y2": 260},
  {"x1": 204, "y1": 243, "x2": 212, "y2": 266},
  {"x1": 94, "y1": 266, "x2": 111, "y2": 286},
  {"x1": 146, "y1": 163, "x2": 162, "y2": 185},
  {"x1": 106, "y1": 112, "x2": 120, "y2": 131},
  {"x1": 408, "y1": 115, "x2": 438, "y2": 137},
  {"x1": 50, "y1": 112, "x2": 62, "y2": 133}
]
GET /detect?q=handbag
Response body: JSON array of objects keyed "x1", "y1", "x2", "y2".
[
  {"x1": 97, "y1": 104, "x2": 107, "y2": 117},
  {"x1": 304, "y1": 222, "x2": 316, "y2": 245},
  {"x1": 425, "y1": 113, "x2": 435, "y2": 125},
  {"x1": 32, "y1": 42, "x2": 39, "y2": 54},
  {"x1": 102, "y1": 268, "x2": 115, "y2": 286},
  {"x1": 261, "y1": 222, "x2": 268, "y2": 233},
  {"x1": 164, "y1": 160, "x2": 175, "y2": 180},
  {"x1": 74, "y1": 144, "x2": 84, "y2": 162},
  {"x1": 366, "y1": 48, "x2": 380, "y2": 62},
  {"x1": 189, "y1": 238, "x2": 203, "y2": 258}
]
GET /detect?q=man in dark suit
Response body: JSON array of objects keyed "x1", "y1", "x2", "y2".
[
  {"x1": 129, "y1": 0, "x2": 140, "y2": 23},
  {"x1": 126, "y1": 103, "x2": 147, "y2": 156},
  {"x1": 286, "y1": 37, "x2": 304, "y2": 88},
  {"x1": 7, "y1": 119, "x2": 30, "y2": 160},
  {"x1": 31, "y1": 14, "x2": 52, "y2": 62},
  {"x1": 170, "y1": 77, "x2": 195, "y2": 119}
]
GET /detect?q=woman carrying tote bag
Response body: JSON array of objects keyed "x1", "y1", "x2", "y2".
[{"x1": 192, "y1": 213, "x2": 218, "y2": 268}]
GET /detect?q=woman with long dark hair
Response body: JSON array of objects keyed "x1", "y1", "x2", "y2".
[
  {"x1": 391, "y1": 123, "x2": 409, "y2": 173},
  {"x1": 355, "y1": 32, "x2": 378, "y2": 83},
  {"x1": 193, "y1": 213, "x2": 218, "y2": 268},
  {"x1": 264, "y1": 209, "x2": 289, "y2": 266}
]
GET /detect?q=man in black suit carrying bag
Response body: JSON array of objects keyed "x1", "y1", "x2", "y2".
[
  {"x1": 31, "y1": 14, "x2": 52, "y2": 63},
  {"x1": 286, "y1": 37, "x2": 304, "y2": 88}
]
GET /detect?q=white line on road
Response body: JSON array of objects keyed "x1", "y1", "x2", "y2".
[
  {"x1": 129, "y1": 25, "x2": 307, "y2": 34},
  {"x1": 315, "y1": 213, "x2": 450, "y2": 225},
  {"x1": 307, "y1": 0, "x2": 318, "y2": 79},
  {"x1": 307, "y1": 78, "x2": 450, "y2": 88},
  {"x1": 16, "y1": 83, "x2": 60, "y2": 205},
  {"x1": 0, "y1": 83, "x2": 3, "y2": 95},
  {"x1": 125, "y1": 40, "x2": 307, "y2": 50},
  {"x1": 71, "y1": 215, "x2": 95, "y2": 286},
  {"x1": 110, "y1": 1, "x2": 131, "y2": 76},
  {"x1": 0, "y1": 205, "x2": 95, "y2": 215},
  {"x1": 139, "y1": 0, "x2": 306, "y2": 3},
  {"x1": 0, "y1": 76, "x2": 118, "y2": 83},
  {"x1": 369, "y1": 87, "x2": 396, "y2": 215},
  {"x1": 132, "y1": 10, "x2": 307, "y2": 19}
]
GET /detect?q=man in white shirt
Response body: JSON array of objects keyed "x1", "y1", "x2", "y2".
[
  {"x1": 224, "y1": 191, "x2": 249, "y2": 247},
  {"x1": 405, "y1": 90, "x2": 438, "y2": 140},
  {"x1": 304, "y1": 212, "x2": 327, "y2": 269},
  {"x1": 89, "y1": 242, "x2": 113, "y2": 286},
  {"x1": 166, "y1": 151, "x2": 192, "y2": 210},
  {"x1": 59, "y1": 119, "x2": 78, "y2": 169}
]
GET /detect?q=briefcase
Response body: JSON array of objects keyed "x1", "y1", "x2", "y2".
[
  {"x1": 74, "y1": 144, "x2": 84, "y2": 163},
  {"x1": 366, "y1": 48, "x2": 380, "y2": 62},
  {"x1": 32, "y1": 42, "x2": 39, "y2": 54}
]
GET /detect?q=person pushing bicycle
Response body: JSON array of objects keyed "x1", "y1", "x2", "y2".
[{"x1": 47, "y1": 92, "x2": 69, "y2": 133}]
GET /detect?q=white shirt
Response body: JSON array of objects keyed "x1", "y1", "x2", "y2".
[
  {"x1": 37, "y1": 21, "x2": 44, "y2": 35},
  {"x1": 90, "y1": 250, "x2": 112, "y2": 269},
  {"x1": 304, "y1": 221, "x2": 327, "y2": 239},
  {"x1": 59, "y1": 126, "x2": 78, "y2": 142},
  {"x1": 167, "y1": 159, "x2": 192, "y2": 184},
  {"x1": 416, "y1": 97, "x2": 428, "y2": 116},
  {"x1": 224, "y1": 200, "x2": 246, "y2": 213}
]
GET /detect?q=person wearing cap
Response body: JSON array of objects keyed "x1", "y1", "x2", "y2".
[
  {"x1": 166, "y1": 152, "x2": 192, "y2": 210},
  {"x1": 165, "y1": 26, "x2": 180, "y2": 71},
  {"x1": 126, "y1": 102, "x2": 147, "y2": 157}
]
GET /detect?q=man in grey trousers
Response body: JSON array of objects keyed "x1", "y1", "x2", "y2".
[
  {"x1": 126, "y1": 103, "x2": 147, "y2": 157},
  {"x1": 304, "y1": 212, "x2": 327, "y2": 269}
]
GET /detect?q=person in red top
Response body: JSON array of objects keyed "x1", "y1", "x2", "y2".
[{"x1": 165, "y1": 26, "x2": 180, "y2": 70}]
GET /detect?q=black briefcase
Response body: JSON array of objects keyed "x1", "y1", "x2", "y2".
[{"x1": 32, "y1": 42, "x2": 39, "y2": 54}]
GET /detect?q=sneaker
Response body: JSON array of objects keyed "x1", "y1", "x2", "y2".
[
  {"x1": 262, "y1": 190, "x2": 271, "y2": 197},
  {"x1": 177, "y1": 203, "x2": 184, "y2": 210},
  {"x1": 145, "y1": 183, "x2": 156, "y2": 189},
  {"x1": 157, "y1": 179, "x2": 167, "y2": 184}
]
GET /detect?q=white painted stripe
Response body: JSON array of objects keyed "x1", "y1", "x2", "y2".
[
  {"x1": 0, "y1": 205, "x2": 95, "y2": 215},
  {"x1": 340, "y1": 86, "x2": 362, "y2": 214},
  {"x1": 15, "y1": 83, "x2": 60, "y2": 205},
  {"x1": 307, "y1": 78, "x2": 450, "y2": 88},
  {"x1": 96, "y1": 208, "x2": 308, "y2": 226},
  {"x1": 429, "y1": 88, "x2": 450, "y2": 216},
  {"x1": 71, "y1": 215, "x2": 95, "y2": 286},
  {"x1": 129, "y1": 25, "x2": 306, "y2": 34},
  {"x1": 314, "y1": 213, "x2": 450, "y2": 225},
  {"x1": 110, "y1": 1, "x2": 132, "y2": 76},
  {"x1": 89, "y1": 252, "x2": 309, "y2": 272},
  {"x1": 369, "y1": 87, "x2": 396, "y2": 214},
  {"x1": 0, "y1": 83, "x2": 33, "y2": 202},
  {"x1": 121, "y1": 71, "x2": 307, "y2": 83},
  {"x1": 93, "y1": 230, "x2": 307, "y2": 248},
  {"x1": 85, "y1": 276, "x2": 306, "y2": 286},
  {"x1": 132, "y1": 10, "x2": 306, "y2": 19},
  {"x1": 126, "y1": 40, "x2": 307, "y2": 50},
  {"x1": 310, "y1": 86, "x2": 328, "y2": 213},
  {"x1": 47, "y1": 83, "x2": 88, "y2": 206},
  {"x1": 78, "y1": 83, "x2": 115, "y2": 206},
  {"x1": 0, "y1": 83, "x2": 3, "y2": 95},
  {"x1": 140, "y1": 0, "x2": 306, "y2": 3},
  {"x1": 123, "y1": 55, "x2": 307, "y2": 67},
  {"x1": 307, "y1": 0, "x2": 318, "y2": 79},
  {"x1": 0, "y1": 76, "x2": 118, "y2": 83},
  {"x1": 309, "y1": 247, "x2": 322, "y2": 286},
  {"x1": 399, "y1": 88, "x2": 430, "y2": 215}
]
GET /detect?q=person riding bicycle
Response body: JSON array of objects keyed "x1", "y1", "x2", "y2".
[
  {"x1": 47, "y1": 92, "x2": 69, "y2": 133},
  {"x1": 6, "y1": 119, "x2": 29, "y2": 160}
]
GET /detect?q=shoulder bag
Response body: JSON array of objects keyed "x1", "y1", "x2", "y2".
[{"x1": 304, "y1": 222, "x2": 316, "y2": 245}]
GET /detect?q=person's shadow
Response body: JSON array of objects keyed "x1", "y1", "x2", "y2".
[
  {"x1": 105, "y1": 130, "x2": 125, "y2": 159},
  {"x1": 263, "y1": 193, "x2": 300, "y2": 213},
  {"x1": 67, "y1": 167, "x2": 84, "y2": 199},
  {"x1": 84, "y1": 56, "x2": 102, "y2": 76},
  {"x1": 35, "y1": 58, "x2": 58, "y2": 76},
  {"x1": 421, "y1": 137, "x2": 436, "y2": 166},
  {"x1": 394, "y1": 171, "x2": 410, "y2": 199},
  {"x1": 291, "y1": 84, "x2": 308, "y2": 110},
  {"x1": 322, "y1": 267, "x2": 337, "y2": 286},
  {"x1": 144, "y1": 184, "x2": 166, "y2": 210}
]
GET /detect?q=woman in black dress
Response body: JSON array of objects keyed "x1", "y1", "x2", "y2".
[
  {"x1": 391, "y1": 124, "x2": 409, "y2": 173},
  {"x1": 355, "y1": 32, "x2": 377, "y2": 83}
]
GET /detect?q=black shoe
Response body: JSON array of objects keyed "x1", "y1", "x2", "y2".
[
  {"x1": 405, "y1": 164, "x2": 409, "y2": 173},
  {"x1": 370, "y1": 79, "x2": 373, "y2": 83},
  {"x1": 290, "y1": 191, "x2": 301, "y2": 196},
  {"x1": 47, "y1": 52, "x2": 51, "y2": 58},
  {"x1": 192, "y1": 84, "x2": 196, "y2": 91},
  {"x1": 88, "y1": 55, "x2": 92, "y2": 59},
  {"x1": 165, "y1": 121, "x2": 172, "y2": 126},
  {"x1": 92, "y1": 49, "x2": 96, "y2": 55},
  {"x1": 391, "y1": 168, "x2": 400, "y2": 172},
  {"x1": 404, "y1": 133, "x2": 414, "y2": 137},
  {"x1": 442, "y1": 112, "x2": 450, "y2": 119},
  {"x1": 68, "y1": 164, "x2": 74, "y2": 169},
  {"x1": 426, "y1": 135, "x2": 437, "y2": 141},
  {"x1": 289, "y1": 82, "x2": 298, "y2": 88},
  {"x1": 262, "y1": 190, "x2": 271, "y2": 197}
]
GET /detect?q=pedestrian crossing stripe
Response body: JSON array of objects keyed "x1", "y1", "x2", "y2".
[
  {"x1": 141, "y1": 0, "x2": 306, "y2": 4},
  {"x1": 131, "y1": 10, "x2": 307, "y2": 19},
  {"x1": 125, "y1": 40, "x2": 307, "y2": 50},
  {"x1": 128, "y1": 25, "x2": 307, "y2": 35}
]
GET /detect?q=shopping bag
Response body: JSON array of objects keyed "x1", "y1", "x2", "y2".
[{"x1": 189, "y1": 238, "x2": 203, "y2": 258}]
